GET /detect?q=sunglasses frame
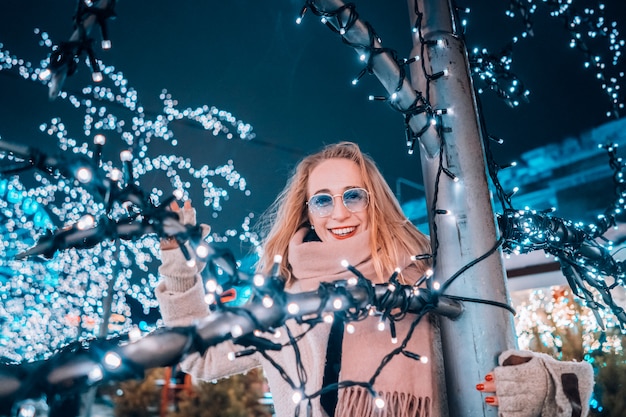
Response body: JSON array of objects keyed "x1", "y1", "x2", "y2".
[{"x1": 306, "y1": 187, "x2": 370, "y2": 217}]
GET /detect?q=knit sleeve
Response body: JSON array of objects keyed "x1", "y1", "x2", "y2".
[
  {"x1": 493, "y1": 349, "x2": 594, "y2": 417},
  {"x1": 155, "y1": 247, "x2": 209, "y2": 326},
  {"x1": 155, "y1": 248, "x2": 261, "y2": 380}
]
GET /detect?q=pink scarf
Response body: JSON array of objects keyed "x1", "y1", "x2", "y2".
[{"x1": 288, "y1": 228, "x2": 443, "y2": 417}]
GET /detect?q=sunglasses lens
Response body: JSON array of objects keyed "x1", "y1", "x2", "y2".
[
  {"x1": 343, "y1": 188, "x2": 368, "y2": 212},
  {"x1": 309, "y1": 194, "x2": 334, "y2": 216}
]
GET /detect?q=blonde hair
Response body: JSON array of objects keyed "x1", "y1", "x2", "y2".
[{"x1": 257, "y1": 141, "x2": 431, "y2": 286}]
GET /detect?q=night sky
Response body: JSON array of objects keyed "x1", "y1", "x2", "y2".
[{"x1": 1, "y1": 0, "x2": 625, "y2": 252}]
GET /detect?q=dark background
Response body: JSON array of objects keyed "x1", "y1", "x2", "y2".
[{"x1": 1, "y1": 0, "x2": 625, "y2": 249}]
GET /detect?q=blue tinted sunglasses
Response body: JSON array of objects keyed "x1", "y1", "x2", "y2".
[{"x1": 307, "y1": 188, "x2": 370, "y2": 217}]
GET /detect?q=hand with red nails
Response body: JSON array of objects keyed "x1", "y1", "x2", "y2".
[
  {"x1": 476, "y1": 350, "x2": 594, "y2": 417},
  {"x1": 476, "y1": 371, "x2": 498, "y2": 407}
]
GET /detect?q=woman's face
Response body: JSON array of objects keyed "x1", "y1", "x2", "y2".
[{"x1": 306, "y1": 158, "x2": 370, "y2": 242}]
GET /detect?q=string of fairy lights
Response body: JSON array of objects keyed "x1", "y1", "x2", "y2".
[
  {"x1": 505, "y1": 0, "x2": 624, "y2": 118},
  {"x1": 0, "y1": 0, "x2": 625, "y2": 416}
]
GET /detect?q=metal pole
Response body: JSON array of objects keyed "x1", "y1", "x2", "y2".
[{"x1": 405, "y1": 1, "x2": 517, "y2": 416}]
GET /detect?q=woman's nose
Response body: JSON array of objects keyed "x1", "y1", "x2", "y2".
[{"x1": 330, "y1": 195, "x2": 350, "y2": 220}]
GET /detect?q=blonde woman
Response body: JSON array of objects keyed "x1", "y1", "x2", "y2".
[{"x1": 156, "y1": 142, "x2": 593, "y2": 417}]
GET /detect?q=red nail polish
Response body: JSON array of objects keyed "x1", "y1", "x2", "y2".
[
  {"x1": 485, "y1": 374, "x2": 493, "y2": 382},
  {"x1": 485, "y1": 397, "x2": 495, "y2": 404},
  {"x1": 476, "y1": 384, "x2": 484, "y2": 391}
]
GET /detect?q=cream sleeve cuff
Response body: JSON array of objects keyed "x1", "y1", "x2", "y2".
[
  {"x1": 158, "y1": 247, "x2": 202, "y2": 293},
  {"x1": 494, "y1": 349, "x2": 594, "y2": 417}
]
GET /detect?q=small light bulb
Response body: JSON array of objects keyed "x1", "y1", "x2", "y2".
[
  {"x1": 332, "y1": 298, "x2": 343, "y2": 310},
  {"x1": 205, "y1": 279, "x2": 218, "y2": 293},
  {"x1": 94, "y1": 134, "x2": 106, "y2": 145},
  {"x1": 18, "y1": 404, "x2": 36, "y2": 417},
  {"x1": 292, "y1": 391, "x2": 302, "y2": 404},
  {"x1": 109, "y1": 168, "x2": 123, "y2": 182},
  {"x1": 76, "y1": 167, "x2": 93, "y2": 183},
  {"x1": 374, "y1": 397, "x2": 385, "y2": 409},
  {"x1": 420, "y1": 356, "x2": 429, "y2": 364},
  {"x1": 231, "y1": 325, "x2": 243, "y2": 338},
  {"x1": 39, "y1": 68, "x2": 51, "y2": 81},
  {"x1": 227, "y1": 352, "x2": 236, "y2": 361},
  {"x1": 346, "y1": 323, "x2": 355, "y2": 334},
  {"x1": 120, "y1": 150, "x2": 134, "y2": 163},
  {"x1": 323, "y1": 313, "x2": 334, "y2": 323},
  {"x1": 296, "y1": 17, "x2": 302, "y2": 24},
  {"x1": 88, "y1": 365, "x2": 104, "y2": 382},
  {"x1": 104, "y1": 352, "x2": 122, "y2": 369},
  {"x1": 186, "y1": 259, "x2": 196, "y2": 268},
  {"x1": 377, "y1": 321, "x2": 385, "y2": 331},
  {"x1": 76, "y1": 214, "x2": 95, "y2": 230},
  {"x1": 433, "y1": 281, "x2": 441, "y2": 290},
  {"x1": 129, "y1": 327, "x2": 142, "y2": 342},
  {"x1": 262, "y1": 295, "x2": 274, "y2": 308},
  {"x1": 253, "y1": 274, "x2": 265, "y2": 287},
  {"x1": 287, "y1": 302, "x2": 300, "y2": 314},
  {"x1": 196, "y1": 244, "x2": 210, "y2": 259},
  {"x1": 204, "y1": 293, "x2": 215, "y2": 305},
  {"x1": 92, "y1": 72, "x2": 103, "y2": 82}
]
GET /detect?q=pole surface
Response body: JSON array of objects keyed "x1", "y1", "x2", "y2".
[{"x1": 405, "y1": 1, "x2": 517, "y2": 416}]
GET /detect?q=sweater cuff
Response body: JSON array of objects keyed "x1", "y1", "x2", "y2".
[
  {"x1": 494, "y1": 349, "x2": 594, "y2": 417},
  {"x1": 158, "y1": 247, "x2": 199, "y2": 293},
  {"x1": 155, "y1": 274, "x2": 209, "y2": 326}
]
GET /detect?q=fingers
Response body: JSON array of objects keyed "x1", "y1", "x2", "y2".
[
  {"x1": 200, "y1": 224, "x2": 212, "y2": 238},
  {"x1": 160, "y1": 200, "x2": 192, "y2": 250},
  {"x1": 476, "y1": 380, "x2": 496, "y2": 392},
  {"x1": 485, "y1": 396, "x2": 498, "y2": 406},
  {"x1": 480, "y1": 373, "x2": 496, "y2": 391},
  {"x1": 181, "y1": 199, "x2": 196, "y2": 226},
  {"x1": 477, "y1": 372, "x2": 498, "y2": 407}
]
